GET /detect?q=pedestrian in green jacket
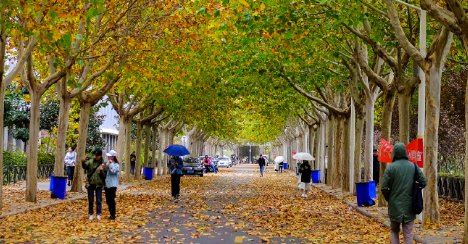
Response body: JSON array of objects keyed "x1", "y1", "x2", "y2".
[
  {"x1": 381, "y1": 142, "x2": 426, "y2": 244},
  {"x1": 82, "y1": 148, "x2": 106, "y2": 221}
]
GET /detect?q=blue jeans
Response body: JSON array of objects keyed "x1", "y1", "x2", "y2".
[
  {"x1": 66, "y1": 166, "x2": 75, "y2": 181},
  {"x1": 260, "y1": 165, "x2": 265, "y2": 176},
  {"x1": 87, "y1": 185, "x2": 102, "y2": 215}
]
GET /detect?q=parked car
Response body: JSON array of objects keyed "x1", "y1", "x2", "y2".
[
  {"x1": 218, "y1": 157, "x2": 232, "y2": 168},
  {"x1": 182, "y1": 157, "x2": 204, "y2": 177}
]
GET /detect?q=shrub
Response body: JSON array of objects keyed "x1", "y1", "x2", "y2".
[
  {"x1": 4, "y1": 150, "x2": 27, "y2": 165},
  {"x1": 3, "y1": 150, "x2": 55, "y2": 166},
  {"x1": 38, "y1": 151, "x2": 55, "y2": 165}
]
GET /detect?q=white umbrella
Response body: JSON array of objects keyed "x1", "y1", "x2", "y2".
[
  {"x1": 274, "y1": 156, "x2": 285, "y2": 163},
  {"x1": 293, "y1": 152, "x2": 314, "y2": 161}
]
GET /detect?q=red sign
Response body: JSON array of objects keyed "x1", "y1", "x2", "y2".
[
  {"x1": 378, "y1": 139, "x2": 393, "y2": 163},
  {"x1": 407, "y1": 138, "x2": 424, "y2": 168},
  {"x1": 378, "y1": 138, "x2": 424, "y2": 167}
]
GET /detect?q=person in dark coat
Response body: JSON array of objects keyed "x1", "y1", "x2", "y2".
[
  {"x1": 373, "y1": 148, "x2": 380, "y2": 185},
  {"x1": 257, "y1": 155, "x2": 266, "y2": 177},
  {"x1": 169, "y1": 156, "x2": 184, "y2": 201},
  {"x1": 82, "y1": 148, "x2": 106, "y2": 221},
  {"x1": 298, "y1": 160, "x2": 312, "y2": 198},
  {"x1": 381, "y1": 143, "x2": 426, "y2": 244}
]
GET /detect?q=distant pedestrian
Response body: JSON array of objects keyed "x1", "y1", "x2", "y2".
[
  {"x1": 104, "y1": 150, "x2": 120, "y2": 220},
  {"x1": 203, "y1": 155, "x2": 211, "y2": 172},
  {"x1": 130, "y1": 152, "x2": 136, "y2": 175},
  {"x1": 82, "y1": 148, "x2": 106, "y2": 221},
  {"x1": 64, "y1": 146, "x2": 77, "y2": 186},
  {"x1": 257, "y1": 155, "x2": 266, "y2": 177},
  {"x1": 279, "y1": 161, "x2": 284, "y2": 173},
  {"x1": 169, "y1": 156, "x2": 184, "y2": 201},
  {"x1": 381, "y1": 143, "x2": 426, "y2": 244},
  {"x1": 298, "y1": 160, "x2": 312, "y2": 198},
  {"x1": 373, "y1": 148, "x2": 380, "y2": 185}
]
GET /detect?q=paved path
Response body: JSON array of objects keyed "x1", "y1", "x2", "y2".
[{"x1": 1, "y1": 164, "x2": 391, "y2": 243}]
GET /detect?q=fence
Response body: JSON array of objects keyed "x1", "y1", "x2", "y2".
[{"x1": 3, "y1": 164, "x2": 54, "y2": 185}]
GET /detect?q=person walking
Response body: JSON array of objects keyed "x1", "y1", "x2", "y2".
[
  {"x1": 279, "y1": 161, "x2": 284, "y2": 173},
  {"x1": 169, "y1": 156, "x2": 184, "y2": 201},
  {"x1": 64, "y1": 146, "x2": 77, "y2": 186},
  {"x1": 203, "y1": 155, "x2": 211, "y2": 172},
  {"x1": 298, "y1": 160, "x2": 312, "y2": 198},
  {"x1": 82, "y1": 148, "x2": 106, "y2": 221},
  {"x1": 257, "y1": 155, "x2": 266, "y2": 177},
  {"x1": 104, "y1": 150, "x2": 120, "y2": 220},
  {"x1": 381, "y1": 143, "x2": 426, "y2": 244},
  {"x1": 130, "y1": 152, "x2": 136, "y2": 175}
]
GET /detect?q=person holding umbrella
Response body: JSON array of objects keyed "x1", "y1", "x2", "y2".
[
  {"x1": 164, "y1": 144, "x2": 190, "y2": 201},
  {"x1": 169, "y1": 156, "x2": 184, "y2": 201}
]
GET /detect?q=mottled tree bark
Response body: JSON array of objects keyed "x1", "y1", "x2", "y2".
[
  {"x1": 71, "y1": 102, "x2": 91, "y2": 192},
  {"x1": 378, "y1": 93, "x2": 396, "y2": 207}
]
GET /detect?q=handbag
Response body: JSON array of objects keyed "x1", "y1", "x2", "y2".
[{"x1": 412, "y1": 163, "x2": 424, "y2": 215}]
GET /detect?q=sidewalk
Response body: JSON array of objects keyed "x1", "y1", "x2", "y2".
[
  {"x1": 0, "y1": 179, "x2": 146, "y2": 219},
  {"x1": 313, "y1": 183, "x2": 464, "y2": 243}
]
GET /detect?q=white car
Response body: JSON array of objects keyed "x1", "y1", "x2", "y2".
[{"x1": 217, "y1": 157, "x2": 232, "y2": 168}]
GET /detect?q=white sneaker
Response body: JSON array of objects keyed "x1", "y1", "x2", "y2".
[
  {"x1": 89, "y1": 214, "x2": 94, "y2": 221},
  {"x1": 96, "y1": 215, "x2": 101, "y2": 221}
]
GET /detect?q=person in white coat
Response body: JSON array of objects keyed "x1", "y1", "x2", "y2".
[{"x1": 64, "y1": 146, "x2": 77, "y2": 186}]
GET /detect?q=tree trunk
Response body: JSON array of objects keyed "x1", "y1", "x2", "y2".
[
  {"x1": 134, "y1": 122, "x2": 142, "y2": 180},
  {"x1": 154, "y1": 126, "x2": 161, "y2": 175},
  {"x1": 158, "y1": 128, "x2": 167, "y2": 175},
  {"x1": 464, "y1": 75, "x2": 468, "y2": 243},
  {"x1": 423, "y1": 32, "x2": 453, "y2": 224},
  {"x1": 123, "y1": 117, "x2": 132, "y2": 181},
  {"x1": 364, "y1": 94, "x2": 376, "y2": 182},
  {"x1": 326, "y1": 116, "x2": 335, "y2": 185},
  {"x1": 398, "y1": 91, "x2": 412, "y2": 144},
  {"x1": 342, "y1": 117, "x2": 350, "y2": 192},
  {"x1": 319, "y1": 120, "x2": 326, "y2": 182},
  {"x1": 355, "y1": 114, "x2": 365, "y2": 184},
  {"x1": 0, "y1": 73, "x2": 5, "y2": 208},
  {"x1": 378, "y1": 92, "x2": 396, "y2": 206},
  {"x1": 71, "y1": 102, "x2": 91, "y2": 192},
  {"x1": 333, "y1": 116, "x2": 344, "y2": 189},
  {"x1": 143, "y1": 125, "x2": 150, "y2": 167},
  {"x1": 116, "y1": 116, "x2": 126, "y2": 160},
  {"x1": 349, "y1": 100, "x2": 356, "y2": 194},
  {"x1": 26, "y1": 91, "x2": 41, "y2": 202},
  {"x1": 54, "y1": 94, "x2": 71, "y2": 177},
  {"x1": 309, "y1": 125, "x2": 316, "y2": 157}
]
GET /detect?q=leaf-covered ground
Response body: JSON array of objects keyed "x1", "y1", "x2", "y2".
[{"x1": 1, "y1": 165, "x2": 393, "y2": 243}]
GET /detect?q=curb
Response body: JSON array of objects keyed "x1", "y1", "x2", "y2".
[{"x1": 312, "y1": 184, "x2": 425, "y2": 243}]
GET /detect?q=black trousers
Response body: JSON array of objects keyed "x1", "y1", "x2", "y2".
[
  {"x1": 87, "y1": 185, "x2": 102, "y2": 215},
  {"x1": 105, "y1": 187, "x2": 117, "y2": 219},
  {"x1": 171, "y1": 174, "x2": 181, "y2": 198}
]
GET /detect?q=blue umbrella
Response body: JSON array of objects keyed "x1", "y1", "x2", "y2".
[{"x1": 163, "y1": 144, "x2": 190, "y2": 156}]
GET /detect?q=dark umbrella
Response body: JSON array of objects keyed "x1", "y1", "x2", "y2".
[{"x1": 163, "y1": 144, "x2": 190, "y2": 157}]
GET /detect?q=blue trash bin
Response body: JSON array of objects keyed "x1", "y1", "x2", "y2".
[
  {"x1": 50, "y1": 176, "x2": 67, "y2": 200},
  {"x1": 283, "y1": 163, "x2": 289, "y2": 169},
  {"x1": 49, "y1": 175, "x2": 55, "y2": 192},
  {"x1": 355, "y1": 181, "x2": 376, "y2": 207},
  {"x1": 311, "y1": 170, "x2": 321, "y2": 183},
  {"x1": 143, "y1": 167, "x2": 154, "y2": 180},
  {"x1": 368, "y1": 181, "x2": 376, "y2": 199}
]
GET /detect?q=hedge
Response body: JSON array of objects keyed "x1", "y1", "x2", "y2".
[{"x1": 4, "y1": 150, "x2": 55, "y2": 166}]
